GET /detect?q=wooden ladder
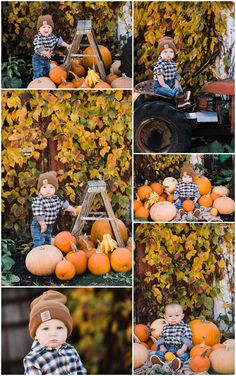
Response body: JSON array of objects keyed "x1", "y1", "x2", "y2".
[
  {"x1": 71, "y1": 180, "x2": 125, "y2": 248},
  {"x1": 63, "y1": 20, "x2": 106, "y2": 81}
]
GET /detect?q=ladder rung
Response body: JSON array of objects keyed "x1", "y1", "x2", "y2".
[{"x1": 81, "y1": 217, "x2": 114, "y2": 221}]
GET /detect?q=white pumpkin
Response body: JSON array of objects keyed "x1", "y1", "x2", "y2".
[
  {"x1": 150, "y1": 201, "x2": 177, "y2": 222},
  {"x1": 150, "y1": 318, "x2": 167, "y2": 339},
  {"x1": 213, "y1": 197, "x2": 235, "y2": 215},
  {"x1": 162, "y1": 177, "x2": 178, "y2": 194},
  {"x1": 134, "y1": 343, "x2": 148, "y2": 369},
  {"x1": 111, "y1": 74, "x2": 132, "y2": 88},
  {"x1": 209, "y1": 347, "x2": 235, "y2": 374},
  {"x1": 25, "y1": 245, "x2": 63, "y2": 276},
  {"x1": 213, "y1": 186, "x2": 230, "y2": 197},
  {"x1": 223, "y1": 339, "x2": 235, "y2": 349},
  {"x1": 27, "y1": 77, "x2": 56, "y2": 89}
]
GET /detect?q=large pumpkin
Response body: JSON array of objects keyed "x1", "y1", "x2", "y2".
[
  {"x1": 111, "y1": 74, "x2": 132, "y2": 88},
  {"x1": 150, "y1": 318, "x2": 166, "y2": 339},
  {"x1": 212, "y1": 186, "x2": 230, "y2": 197},
  {"x1": 150, "y1": 201, "x2": 177, "y2": 222},
  {"x1": 25, "y1": 245, "x2": 63, "y2": 276},
  {"x1": 190, "y1": 318, "x2": 221, "y2": 346},
  {"x1": 223, "y1": 339, "x2": 235, "y2": 349},
  {"x1": 213, "y1": 197, "x2": 235, "y2": 215},
  {"x1": 27, "y1": 77, "x2": 56, "y2": 89},
  {"x1": 209, "y1": 347, "x2": 235, "y2": 374},
  {"x1": 110, "y1": 248, "x2": 132, "y2": 272},
  {"x1": 49, "y1": 66, "x2": 67, "y2": 84},
  {"x1": 54, "y1": 231, "x2": 76, "y2": 253},
  {"x1": 134, "y1": 343, "x2": 148, "y2": 369},
  {"x1": 193, "y1": 175, "x2": 212, "y2": 195},
  {"x1": 88, "y1": 251, "x2": 110, "y2": 275},
  {"x1": 90, "y1": 219, "x2": 128, "y2": 245},
  {"x1": 134, "y1": 324, "x2": 150, "y2": 342},
  {"x1": 82, "y1": 45, "x2": 112, "y2": 70},
  {"x1": 162, "y1": 177, "x2": 178, "y2": 194}
]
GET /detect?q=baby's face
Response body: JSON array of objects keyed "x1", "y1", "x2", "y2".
[
  {"x1": 39, "y1": 23, "x2": 52, "y2": 36},
  {"x1": 36, "y1": 319, "x2": 67, "y2": 348},
  {"x1": 40, "y1": 183, "x2": 56, "y2": 198},
  {"x1": 165, "y1": 306, "x2": 184, "y2": 325},
  {"x1": 182, "y1": 172, "x2": 193, "y2": 184},
  {"x1": 160, "y1": 48, "x2": 175, "y2": 61}
]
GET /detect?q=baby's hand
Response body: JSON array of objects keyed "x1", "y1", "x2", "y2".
[
  {"x1": 71, "y1": 207, "x2": 78, "y2": 215},
  {"x1": 40, "y1": 223, "x2": 47, "y2": 233},
  {"x1": 162, "y1": 84, "x2": 171, "y2": 89},
  {"x1": 176, "y1": 348, "x2": 185, "y2": 357},
  {"x1": 160, "y1": 345, "x2": 167, "y2": 353},
  {"x1": 174, "y1": 81, "x2": 179, "y2": 89}
]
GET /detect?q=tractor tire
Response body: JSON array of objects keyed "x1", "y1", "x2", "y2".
[
  {"x1": 120, "y1": 37, "x2": 132, "y2": 78},
  {"x1": 134, "y1": 101, "x2": 192, "y2": 153}
]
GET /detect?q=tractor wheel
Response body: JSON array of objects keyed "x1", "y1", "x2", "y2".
[{"x1": 134, "y1": 101, "x2": 192, "y2": 153}]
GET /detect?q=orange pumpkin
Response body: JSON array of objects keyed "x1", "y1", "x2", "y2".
[
  {"x1": 193, "y1": 175, "x2": 212, "y2": 195},
  {"x1": 54, "y1": 231, "x2": 76, "y2": 253},
  {"x1": 158, "y1": 196, "x2": 166, "y2": 201},
  {"x1": 110, "y1": 248, "x2": 132, "y2": 272},
  {"x1": 190, "y1": 337, "x2": 212, "y2": 358},
  {"x1": 82, "y1": 45, "x2": 112, "y2": 70},
  {"x1": 106, "y1": 70, "x2": 119, "y2": 84},
  {"x1": 49, "y1": 66, "x2": 67, "y2": 84},
  {"x1": 94, "y1": 80, "x2": 111, "y2": 88},
  {"x1": 190, "y1": 350, "x2": 211, "y2": 372},
  {"x1": 133, "y1": 199, "x2": 143, "y2": 212},
  {"x1": 90, "y1": 218, "x2": 128, "y2": 245},
  {"x1": 135, "y1": 206, "x2": 149, "y2": 219},
  {"x1": 77, "y1": 235, "x2": 95, "y2": 251},
  {"x1": 167, "y1": 194, "x2": 174, "y2": 202},
  {"x1": 72, "y1": 77, "x2": 86, "y2": 88},
  {"x1": 65, "y1": 248, "x2": 87, "y2": 275},
  {"x1": 88, "y1": 250, "x2": 111, "y2": 275},
  {"x1": 134, "y1": 324, "x2": 150, "y2": 342},
  {"x1": 150, "y1": 182, "x2": 163, "y2": 195},
  {"x1": 55, "y1": 258, "x2": 76, "y2": 280},
  {"x1": 182, "y1": 200, "x2": 195, "y2": 212},
  {"x1": 198, "y1": 194, "x2": 213, "y2": 207},
  {"x1": 190, "y1": 318, "x2": 221, "y2": 346},
  {"x1": 71, "y1": 58, "x2": 86, "y2": 77},
  {"x1": 210, "y1": 192, "x2": 221, "y2": 201},
  {"x1": 137, "y1": 184, "x2": 153, "y2": 201},
  {"x1": 58, "y1": 78, "x2": 75, "y2": 89}
]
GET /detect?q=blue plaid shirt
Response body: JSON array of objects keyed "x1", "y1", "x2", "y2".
[
  {"x1": 156, "y1": 321, "x2": 193, "y2": 349},
  {"x1": 23, "y1": 341, "x2": 87, "y2": 375}
]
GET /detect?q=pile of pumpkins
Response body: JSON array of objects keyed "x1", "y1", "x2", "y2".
[
  {"x1": 25, "y1": 219, "x2": 132, "y2": 281},
  {"x1": 27, "y1": 45, "x2": 132, "y2": 89},
  {"x1": 134, "y1": 318, "x2": 235, "y2": 374},
  {"x1": 134, "y1": 176, "x2": 235, "y2": 222}
]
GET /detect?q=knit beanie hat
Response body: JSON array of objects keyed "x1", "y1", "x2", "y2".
[
  {"x1": 37, "y1": 171, "x2": 58, "y2": 191},
  {"x1": 180, "y1": 164, "x2": 196, "y2": 179},
  {"x1": 157, "y1": 37, "x2": 177, "y2": 56},
  {"x1": 37, "y1": 15, "x2": 54, "y2": 31},
  {"x1": 29, "y1": 290, "x2": 73, "y2": 339}
]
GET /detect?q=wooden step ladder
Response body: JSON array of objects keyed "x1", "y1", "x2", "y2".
[
  {"x1": 63, "y1": 20, "x2": 106, "y2": 81},
  {"x1": 71, "y1": 180, "x2": 125, "y2": 248}
]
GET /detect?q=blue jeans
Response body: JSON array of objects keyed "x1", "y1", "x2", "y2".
[
  {"x1": 32, "y1": 53, "x2": 50, "y2": 79},
  {"x1": 155, "y1": 344, "x2": 190, "y2": 362},
  {"x1": 153, "y1": 79, "x2": 183, "y2": 98},
  {"x1": 31, "y1": 219, "x2": 53, "y2": 248},
  {"x1": 174, "y1": 197, "x2": 200, "y2": 210}
]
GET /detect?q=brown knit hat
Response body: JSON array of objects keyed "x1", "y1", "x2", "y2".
[
  {"x1": 180, "y1": 164, "x2": 196, "y2": 179},
  {"x1": 37, "y1": 171, "x2": 58, "y2": 191},
  {"x1": 29, "y1": 290, "x2": 73, "y2": 339},
  {"x1": 37, "y1": 15, "x2": 54, "y2": 31},
  {"x1": 157, "y1": 37, "x2": 177, "y2": 56}
]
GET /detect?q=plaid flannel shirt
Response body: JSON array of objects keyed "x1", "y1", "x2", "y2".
[
  {"x1": 153, "y1": 57, "x2": 181, "y2": 82},
  {"x1": 23, "y1": 341, "x2": 87, "y2": 375},
  {"x1": 32, "y1": 195, "x2": 69, "y2": 225},
  {"x1": 33, "y1": 32, "x2": 63, "y2": 54},
  {"x1": 173, "y1": 182, "x2": 200, "y2": 201},
  {"x1": 156, "y1": 321, "x2": 193, "y2": 349}
]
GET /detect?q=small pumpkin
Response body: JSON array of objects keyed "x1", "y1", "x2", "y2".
[
  {"x1": 190, "y1": 317, "x2": 221, "y2": 346},
  {"x1": 212, "y1": 186, "x2": 230, "y2": 197},
  {"x1": 55, "y1": 258, "x2": 76, "y2": 280},
  {"x1": 182, "y1": 199, "x2": 195, "y2": 212},
  {"x1": 150, "y1": 182, "x2": 163, "y2": 195},
  {"x1": 133, "y1": 197, "x2": 143, "y2": 212},
  {"x1": 210, "y1": 207, "x2": 218, "y2": 216},
  {"x1": 77, "y1": 234, "x2": 95, "y2": 251},
  {"x1": 111, "y1": 74, "x2": 132, "y2": 88},
  {"x1": 88, "y1": 250, "x2": 111, "y2": 275},
  {"x1": 54, "y1": 231, "x2": 76, "y2": 253},
  {"x1": 209, "y1": 347, "x2": 235, "y2": 374},
  {"x1": 165, "y1": 352, "x2": 176, "y2": 361},
  {"x1": 106, "y1": 69, "x2": 119, "y2": 84},
  {"x1": 210, "y1": 192, "x2": 221, "y2": 201},
  {"x1": 65, "y1": 244, "x2": 87, "y2": 275},
  {"x1": 71, "y1": 58, "x2": 86, "y2": 77},
  {"x1": 110, "y1": 247, "x2": 132, "y2": 272},
  {"x1": 82, "y1": 45, "x2": 112, "y2": 70},
  {"x1": 190, "y1": 350, "x2": 211, "y2": 372},
  {"x1": 72, "y1": 76, "x2": 86, "y2": 88},
  {"x1": 193, "y1": 175, "x2": 212, "y2": 195},
  {"x1": 137, "y1": 182, "x2": 153, "y2": 201},
  {"x1": 150, "y1": 201, "x2": 177, "y2": 222},
  {"x1": 94, "y1": 80, "x2": 111, "y2": 88},
  {"x1": 213, "y1": 197, "x2": 235, "y2": 215},
  {"x1": 198, "y1": 194, "x2": 213, "y2": 207},
  {"x1": 27, "y1": 77, "x2": 56, "y2": 89},
  {"x1": 134, "y1": 324, "x2": 150, "y2": 342},
  {"x1": 150, "y1": 318, "x2": 166, "y2": 339},
  {"x1": 25, "y1": 245, "x2": 63, "y2": 276},
  {"x1": 162, "y1": 177, "x2": 178, "y2": 194},
  {"x1": 135, "y1": 205, "x2": 149, "y2": 219},
  {"x1": 134, "y1": 343, "x2": 148, "y2": 369},
  {"x1": 58, "y1": 77, "x2": 75, "y2": 88},
  {"x1": 190, "y1": 337, "x2": 212, "y2": 358},
  {"x1": 167, "y1": 194, "x2": 174, "y2": 202},
  {"x1": 49, "y1": 66, "x2": 67, "y2": 84}
]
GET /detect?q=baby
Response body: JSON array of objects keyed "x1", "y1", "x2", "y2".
[
  {"x1": 173, "y1": 165, "x2": 200, "y2": 217},
  {"x1": 153, "y1": 37, "x2": 190, "y2": 107},
  {"x1": 23, "y1": 290, "x2": 87, "y2": 375},
  {"x1": 32, "y1": 15, "x2": 70, "y2": 79},
  {"x1": 31, "y1": 171, "x2": 77, "y2": 248},
  {"x1": 150, "y1": 303, "x2": 193, "y2": 371}
]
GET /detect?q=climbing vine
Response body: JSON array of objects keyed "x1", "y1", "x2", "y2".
[
  {"x1": 2, "y1": 90, "x2": 132, "y2": 241},
  {"x1": 134, "y1": 2, "x2": 234, "y2": 90},
  {"x1": 135, "y1": 223, "x2": 234, "y2": 323}
]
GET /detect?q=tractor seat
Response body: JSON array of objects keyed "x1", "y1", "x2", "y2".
[
  {"x1": 203, "y1": 79, "x2": 235, "y2": 96},
  {"x1": 135, "y1": 80, "x2": 172, "y2": 99}
]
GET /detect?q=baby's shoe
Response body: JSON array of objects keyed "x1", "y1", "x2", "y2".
[
  {"x1": 170, "y1": 357, "x2": 181, "y2": 371},
  {"x1": 178, "y1": 208, "x2": 185, "y2": 216},
  {"x1": 150, "y1": 354, "x2": 165, "y2": 366},
  {"x1": 193, "y1": 208, "x2": 200, "y2": 217}
]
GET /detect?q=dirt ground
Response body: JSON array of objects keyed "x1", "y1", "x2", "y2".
[{"x1": 11, "y1": 250, "x2": 132, "y2": 287}]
